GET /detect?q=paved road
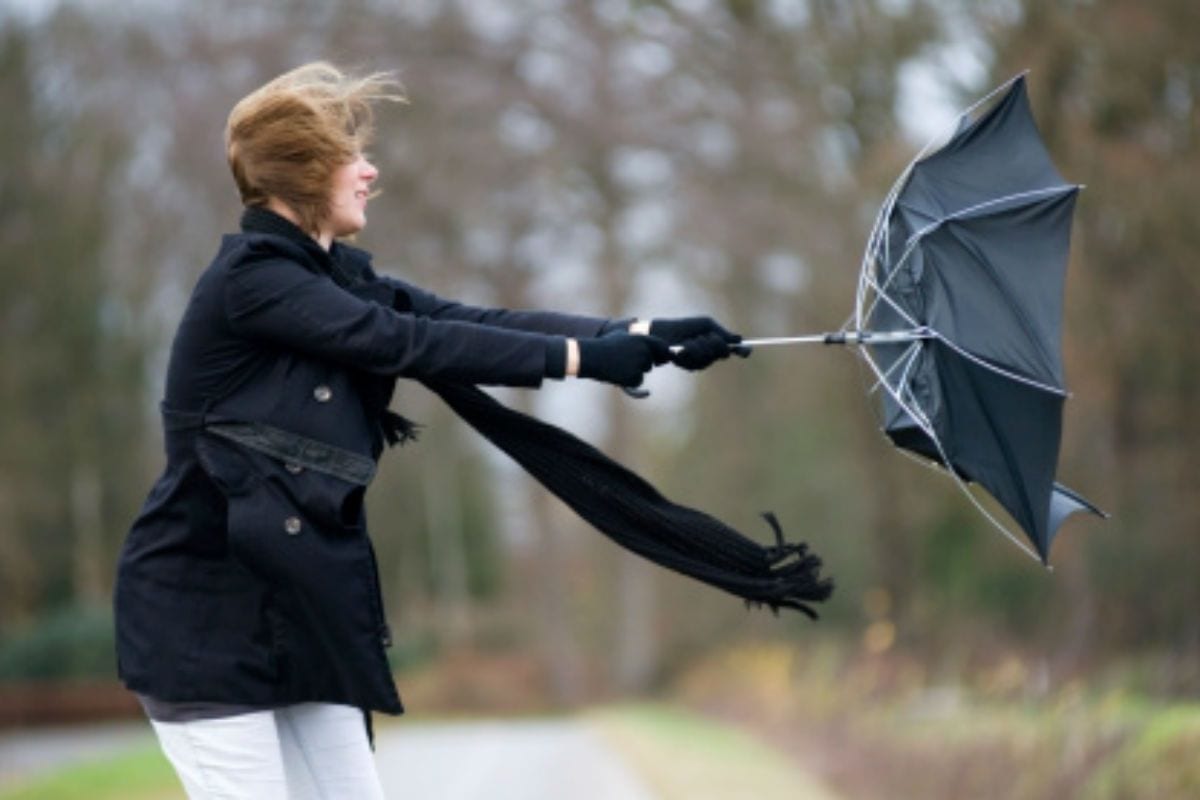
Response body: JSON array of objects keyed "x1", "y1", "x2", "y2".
[
  {"x1": 374, "y1": 718, "x2": 657, "y2": 799},
  {"x1": 0, "y1": 717, "x2": 656, "y2": 798},
  {"x1": 0, "y1": 720, "x2": 155, "y2": 787}
]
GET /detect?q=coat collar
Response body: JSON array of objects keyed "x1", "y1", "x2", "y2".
[
  {"x1": 240, "y1": 205, "x2": 313, "y2": 246},
  {"x1": 239, "y1": 206, "x2": 363, "y2": 288}
]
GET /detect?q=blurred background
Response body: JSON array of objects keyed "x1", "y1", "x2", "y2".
[{"x1": 1, "y1": 0, "x2": 1197, "y2": 797}]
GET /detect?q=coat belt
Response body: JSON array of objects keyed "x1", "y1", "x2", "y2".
[{"x1": 161, "y1": 406, "x2": 376, "y2": 486}]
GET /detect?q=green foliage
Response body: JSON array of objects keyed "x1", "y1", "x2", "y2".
[
  {"x1": 675, "y1": 641, "x2": 1200, "y2": 799},
  {"x1": 384, "y1": 629, "x2": 440, "y2": 672},
  {"x1": 455, "y1": 453, "x2": 504, "y2": 601},
  {"x1": 1082, "y1": 704, "x2": 1200, "y2": 799},
  {"x1": 0, "y1": 19, "x2": 149, "y2": 624},
  {"x1": 984, "y1": 0, "x2": 1200, "y2": 660},
  {"x1": 919, "y1": 506, "x2": 1052, "y2": 632},
  {"x1": 0, "y1": 605, "x2": 116, "y2": 681}
]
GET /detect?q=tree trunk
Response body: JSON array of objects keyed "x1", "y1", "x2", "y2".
[
  {"x1": 421, "y1": 444, "x2": 472, "y2": 643},
  {"x1": 70, "y1": 462, "x2": 105, "y2": 608}
]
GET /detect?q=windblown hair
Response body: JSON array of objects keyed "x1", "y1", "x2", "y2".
[{"x1": 225, "y1": 62, "x2": 404, "y2": 234}]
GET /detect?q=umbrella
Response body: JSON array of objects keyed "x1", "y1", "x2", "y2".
[{"x1": 738, "y1": 74, "x2": 1105, "y2": 563}]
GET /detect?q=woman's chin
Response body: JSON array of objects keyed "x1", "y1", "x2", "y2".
[{"x1": 335, "y1": 217, "x2": 367, "y2": 238}]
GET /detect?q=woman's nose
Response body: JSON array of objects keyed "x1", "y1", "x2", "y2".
[{"x1": 362, "y1": 158, "x2": 379, "y2": 182}]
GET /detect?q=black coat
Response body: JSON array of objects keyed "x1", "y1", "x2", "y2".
[{"x1": 114, "y1": 208, "x2": 617, "y2": 714}]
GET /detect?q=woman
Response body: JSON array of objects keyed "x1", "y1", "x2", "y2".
[{"x1": 114, "y1": 62, "x2": 744, "y2": 798}]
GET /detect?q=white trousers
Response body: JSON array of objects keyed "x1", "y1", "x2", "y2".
[{"x1": 149, "y1": 703, "x2": 386, "y2": 800}]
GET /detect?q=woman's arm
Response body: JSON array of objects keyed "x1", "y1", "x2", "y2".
[
  {"x1": 225, "y1": 252, "x2": 565, "y2": 386},
  {"x1": 379, "y1": 274, "x2": 632, "y2": 339},
  {"x1": 224, "y1": 251, "x2": 668, "y2": 388}
]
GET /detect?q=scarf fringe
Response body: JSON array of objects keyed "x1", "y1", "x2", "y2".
[{"x1": 381, "y1": 410, "x2": 421, "y2": 447}]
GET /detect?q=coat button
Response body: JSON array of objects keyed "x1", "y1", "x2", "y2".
[
  {"x1": 284, "y1": 516, "x2": 302, "y2": 535},
  {"x1": 313, "y1": 384, "x2": 333, "y2": 403},
  {"x1": 285, "y1": 462, "x2": 304, "y2": 475}
]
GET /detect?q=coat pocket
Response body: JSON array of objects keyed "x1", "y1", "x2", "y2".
[
  {"x1": 215, "y1": 455, "x2": 367, "y2": 587},
  {"x1": 197, "y1": 430, "x2": 364, "y2": 531}
]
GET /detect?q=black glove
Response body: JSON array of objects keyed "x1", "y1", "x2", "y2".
[
  {"x1": 649, "y1": 316, "x2": 741, "y2": 347},
  {"x1": 670, "y1": 331, "x2": 741, "y2": 371},
  {"x1": 578, "y1": 333, "x2": 671, "y2": 387},
  {"x1": 649, "y1": 316, "x2": 751, "y2": 371}
]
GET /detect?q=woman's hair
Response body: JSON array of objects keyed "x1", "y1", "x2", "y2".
[{"x1": 225, "y1": 62, "x2": 404, "y2": 234}]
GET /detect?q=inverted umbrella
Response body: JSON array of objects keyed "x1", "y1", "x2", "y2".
[
  {"x1": 402, "y1": 76, "x2": 1090, "y2": 622},
  {"x1": 739, "y1": 74, "x2": 1105, "y2": 563}
]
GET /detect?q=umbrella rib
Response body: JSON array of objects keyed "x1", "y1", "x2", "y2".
[
  {"x1": 857, "y1": 163, "x2": 912, "y2": 329},
  {"x1": 893, "y1": 441, "x2": 1046, "y2": 564},
  {"x1": 856, "y1": 346, "x2": 1043, "y2": 564},
  {"x1": 857, "y1": 346, "x2": 938, "y2": 443},
  {"x1": 948, "y1": 475, "x2": 1045, "y2": 563},
  {"x1": 904, "y1": 71, "x2": 1032, "y2": 170},
  {"x1": 904, "y1": 185, "x2": 1080, "y2": 247},
  {"x1": 938, "y1": 215, "x2": 1067, "y2": 383},
  {"x1": 858, "y1": 185, "x2": 908, "y2": 328},
  {"x1": 858, "y1": 186, "x2": 1077, "y2": 330},
  {"x1": 944, "y1": 70, "x2": 1031, "y2": 137},
  {"x1": 861, "y1": 268, "x2": 923, "y2": 331},
  {"x1": 861, "y1": 185, "x2": 1077, "y2": 398},
  {"x1": 854, "y1": 70, "x2": 1030, "y2": 332},
  {"x1": 887, "y1": 340, "x2": 924, "y2": 397},
  {"x1": 930, "y1": 331, "x2": 1068, "y2": 397},
  {"x1": 866, "y1": 340, "x2": 920, "y2": 396},
  {"x1": 860, "y1": 206, "x2": 927, "y2": 330},
  {"x1": 877, "y1": 185, "x2": 1075, "y2": 318}
]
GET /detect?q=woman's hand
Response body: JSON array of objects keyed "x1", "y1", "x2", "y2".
[
  {"x1": 637, "y1": 316, "x2": 751, "y2": 371},
  {"x1": 573, "y1": 333, "x2": 671, "y2": 387}
]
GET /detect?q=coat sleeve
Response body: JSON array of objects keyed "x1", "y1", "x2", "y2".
[
  {"x1": 224, "y1": 252, "x2": 563, "y2": 386},
  {"x1": 377, "y1": 274, "x2": 631, "y2": 339}
]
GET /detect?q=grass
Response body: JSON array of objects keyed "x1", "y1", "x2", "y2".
[
  {"x1": 0, "y1": 744, "x2": 182, "y2": 800},
  {"x1": 672, "y1": 641, "x2": 1200, "y2": 800},
  {"x1": 588, "y1": 703, "x2": 841, "y2": 800},
  {"x1": 1081, "y1": 703, "x2": 1200, "y2": 799}
]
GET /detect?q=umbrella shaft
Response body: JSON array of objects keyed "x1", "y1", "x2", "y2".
[
  {"x1": 729, "y1": 330, "x2": 929, "y2": 349},
  {"x1": 739, "y1": 334, "x2": 831, "y2": 348}
]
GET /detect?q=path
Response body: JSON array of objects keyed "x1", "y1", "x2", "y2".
[
  {"x1": 0, "y1": 720, "x2": 153, "y2": 787},
  {"x1": 1, "y1": 713, "x2": 839, "y2": 798},
  {"x1": 0, "y1": 717, "x2": 655, "y2": 798},
  {"x1": 374, "y1": 718, "x2": 656, "y2": 799}
]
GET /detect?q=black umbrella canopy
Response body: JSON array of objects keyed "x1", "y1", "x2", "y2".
[{"x1": 864, "y1": 75, "x2": 1104, "y2": 562}]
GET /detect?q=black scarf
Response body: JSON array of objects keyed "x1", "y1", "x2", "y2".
[
  {"x1": 427, "y1": 380, "x2": 832, "y2": 616},
  {"x1": 240, "y1": 207, "x2": 833, "y2": 616}
]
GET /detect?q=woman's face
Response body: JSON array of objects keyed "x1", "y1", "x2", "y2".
[{"x1": 326, "y1": 153, "x2": 379, "y2": 239}]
